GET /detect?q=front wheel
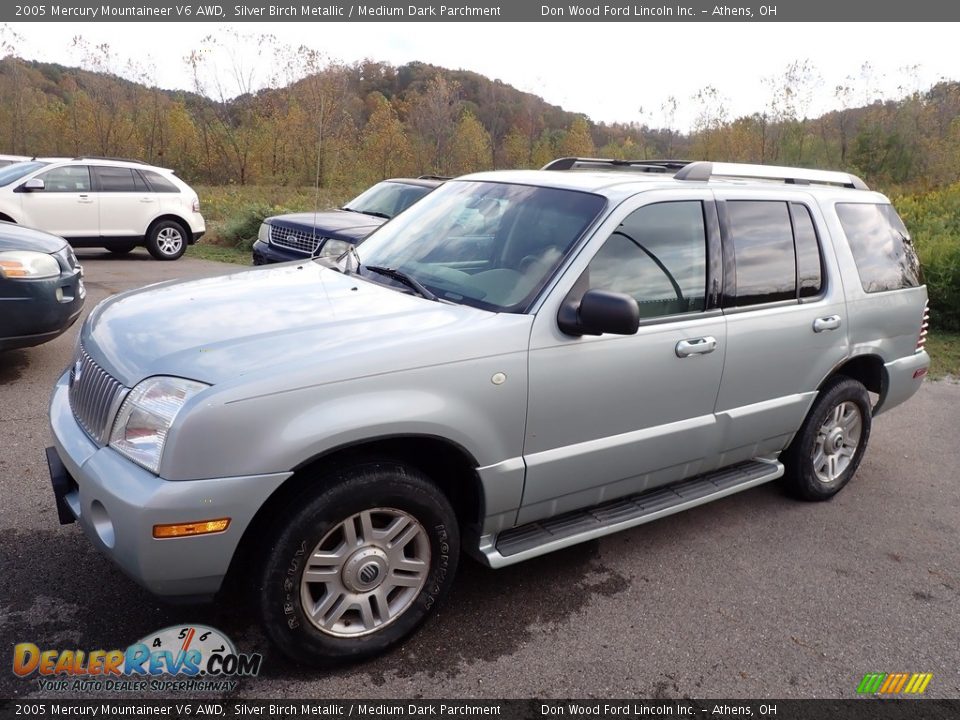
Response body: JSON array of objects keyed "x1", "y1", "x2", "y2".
[
  {"x1": 258, "y1": 461, "x2": 459, "y2": 666},
  {"x1": 146, "y1": 220, "x2": 187, "y2": 261},
  {"x1": 782, "y1": 376, "x2": 872, "y2": 501}
]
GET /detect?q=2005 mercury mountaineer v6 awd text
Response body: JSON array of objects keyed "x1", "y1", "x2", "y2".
[{"x1": 46, "y1": 158, "x2": 930, "y2": 666}]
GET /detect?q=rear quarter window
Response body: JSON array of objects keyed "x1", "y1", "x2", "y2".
[
  {"x1": 141, "y1": 170, "x2": 180, "y2": 193},
  {"x1": 836, "y1": 203, "x2": 921, "y2": 293}
]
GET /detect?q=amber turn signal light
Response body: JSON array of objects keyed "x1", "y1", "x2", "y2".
[{"x1": 153, "y1": 518, "x2": 230, "y2": 539}]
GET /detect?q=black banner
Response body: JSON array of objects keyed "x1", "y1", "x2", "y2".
[
  {"x1": 2, "y1": 700, "x2": 960, "y2": 720},
  {"x1": 5, "y1": 0, "x2": 960, "y2": 22}
]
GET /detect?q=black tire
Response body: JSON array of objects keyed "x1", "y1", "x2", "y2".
[
  {"x1": 146, "y1": 220, "x2": 188, "y2": 261},
  {"x1": 782, "y1": 376, "x2": 872, "y2": 501},
  {"x1": 258, "y1": 461, "x2": 459, "y2": 666},
  {"x1": 107, "y1": 243, "x2": 136, "y2": 256}
]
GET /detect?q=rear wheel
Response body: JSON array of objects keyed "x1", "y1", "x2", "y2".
[
  {"x1": 146, "y1": 220, "x2": 187, "y2": 261},
  {"x1": 782, "y1": 376, "x2": 872, "y2": 501},
  {"x1": 257, "y1": 461, "x2": 459, "y2": 666}
]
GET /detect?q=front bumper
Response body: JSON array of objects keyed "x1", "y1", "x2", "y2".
[
  {"x1": 251, "y1": 239, "x2": 308, "y2": 265},
  {"x1": 0, "y1": 267, "x2": 84, "y2": 351},
  {"x1": 48, "y1": 371, "x2": 291, "y2": 598}
]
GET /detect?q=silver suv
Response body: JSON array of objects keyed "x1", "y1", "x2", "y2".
[{"x1": 46, "y1": 159, "x2": 929, "y2": 665}]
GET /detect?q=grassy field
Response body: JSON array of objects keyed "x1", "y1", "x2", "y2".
[{"x1": 926, "y1": 332, "x2": 960, "y2": 379}]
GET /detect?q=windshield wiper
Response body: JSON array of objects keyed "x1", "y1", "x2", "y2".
[{"x1": 365, "y1": 265, "x2": 438, "y2": 301}]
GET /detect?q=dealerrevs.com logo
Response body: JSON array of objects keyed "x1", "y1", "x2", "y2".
[{"x1": 13, "y1": 625, "x2": 262, "y2": 693}]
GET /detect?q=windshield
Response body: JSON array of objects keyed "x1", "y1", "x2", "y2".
[
  {"x1": 344, "y1": 181, "x2": 433, "y2": 219},
  {"x1": 0, "y1": 161, "x2": 47, "y2": 187},
  {"x1": 354, "y1": 180, "x2": 606, "y2": 312}
]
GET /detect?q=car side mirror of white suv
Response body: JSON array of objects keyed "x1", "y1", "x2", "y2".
[{"x1": 20, "y1": 178, "x2": 45, "y2": 192}]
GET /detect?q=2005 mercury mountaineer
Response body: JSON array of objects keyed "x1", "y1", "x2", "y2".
[{"x1": 47, "y1": 158, "x2": 930, "y2": 665}]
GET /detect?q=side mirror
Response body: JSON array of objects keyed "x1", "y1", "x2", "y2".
[
  {"x1": 557, "y1": 289, "x2": 640, "y2": 337},
  {"x1": 20, "y1": 178, "x2": 44, "y2": 192}
]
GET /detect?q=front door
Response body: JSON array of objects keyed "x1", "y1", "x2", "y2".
[
  {"x1": 18, "y1": 165, "x2": 98, "y2": 239},
  {"x1": 521, "y1": 193, "x2": 726, "y2": 524}
]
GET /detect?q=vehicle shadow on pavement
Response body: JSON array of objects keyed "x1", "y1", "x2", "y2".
[
  {"x1": 0, "y1": 350, "x2": 29, "y2": 383},
  {"x1": 0, "y1": 524, "x2": 624, "y2": 695}
]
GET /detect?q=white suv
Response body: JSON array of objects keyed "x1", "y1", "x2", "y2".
[{"x1": 0, "y1": 157, "x2": 205, "y2": 260}]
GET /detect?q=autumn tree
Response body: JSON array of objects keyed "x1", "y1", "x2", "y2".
[
  {"x1": 407, "y1": 74, "x2": 461, "y2": 174},
  {"x1": 449, "y1": 110, "x2": 492, "y2": 175},
  {"x1": 558, "y1": 116, "x2": 595, "y2": 157},
  {"x1": 358, "y1": 93, "x2": 413, "y2": 181}
]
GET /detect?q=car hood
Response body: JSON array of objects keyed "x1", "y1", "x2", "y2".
[
  {"x1": 82, "y1": 262, "x2": 530, "y2": 388},
  {"x1": 268, "y1": 210, "x2": 384, "y2": 241},
  {"x1": 0, "y1": 222, "x2": 67, "y2": 253}
]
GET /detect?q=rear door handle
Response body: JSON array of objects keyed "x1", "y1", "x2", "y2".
[
  {"x1": 140, "y1": 197, "x2": 155, "y2": 203},
  {"x1": 77, "y1": 195, "x2": 93, "y2": 204},
  {"x1": 813, "y1": 315, "x2": 842, "y2": 332},
  {"x1": 676, "y1": 336, "x2": 717, "y2": 358}
]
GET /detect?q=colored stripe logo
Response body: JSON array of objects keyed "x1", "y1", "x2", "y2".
[{"x1": 857, "y1": 673, "x2": 932, "y2": 694}]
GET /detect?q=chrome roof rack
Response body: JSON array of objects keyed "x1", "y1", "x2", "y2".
[
  {"x1": 71, "y1": 156, "x2": 151, "y2": 165},
  {"x1": 674, "y1": 161, "x2": 869, "y2": 190},
  {"x1": 543, "y1": 157, "x2": 693, "y2": 172}
]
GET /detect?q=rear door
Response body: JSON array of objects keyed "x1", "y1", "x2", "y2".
[
  {"x1": 713, "y1": 191, "x2": 849, "y2": 465},
  {"x1": 92, "y1": 166, "x2": 156, "y2": 238},
  {"x1": 521, "y1": 191, "x2": 727, "y2": 523}
]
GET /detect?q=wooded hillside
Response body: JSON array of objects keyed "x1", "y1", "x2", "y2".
[{"x1": 2, "y1": 42, "x2": 959, "y2": 192}]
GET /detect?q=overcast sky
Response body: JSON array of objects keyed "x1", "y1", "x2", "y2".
[{"x1": 6, "y1": 22, "x2": 959, "y2": 129}]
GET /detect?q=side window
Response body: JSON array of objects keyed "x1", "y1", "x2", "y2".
[
  {"x1": 726, "y1": 201, "x2": 796, "y2": 306},
  {"x1": 37, "y1": 166, "x2": 91, "y2": 193},
  {"x1": 836, "y1": 202, "x2": 921, "y2": 293},
  {"x1": 790, "y1": 203, "x2": 824, "y2": 298},
  {"x1": 94, "y1": 166, "x2": 139, "y2": 192},
  {"x1": 132, "y1": 170, "x2": 151, "y2": 192},
  {"x1": 140, "y1": 170, "x2": 180, "y2": 193},
  {"x1": 587, "y1": 201, "x2": 707, "y2": 319}
]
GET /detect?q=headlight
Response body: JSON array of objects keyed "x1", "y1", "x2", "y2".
[
  {"x1": 258, "y1": 222, "x2": 271, "y2": 244},
  {"x1": 319, "y1": 239, "x2": 351, "y2": 258},
  {"x1": 109, "y1": 376, "x2": 209, "y2": 474},
  {"x1": 0, "y1": 250, "x2": 60, "y2": 279}
]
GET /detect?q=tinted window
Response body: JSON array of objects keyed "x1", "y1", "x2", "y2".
[
  {"x1": 790, "y1": 203, "x2": 823, "y2": 298},
  {"x1": 94, "y1": 166, "x2": 139, "y2": 192},
  {"x1": 141, "y1": 170, "x2": 179, "y2": 193},
  {"x1": 836, "y1": 203, "x2": 921, "y2": 293},
  {"x1": 588, "y1": 201, "x2": 707, "y2": 318},
  {"x1": 38, "y1": 166, "x2": 91, "y2": 193},
  {"x1": 727, "y1": 201, "x2": 796, "y2": 306},
  {"x1": 347, "y1": 181, "x2": 431, "y2": 219}
]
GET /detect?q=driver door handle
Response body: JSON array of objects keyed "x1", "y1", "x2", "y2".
[
  {"x1": 676, "y1": 336, "x2": 717, "y2": 358},
  {"x1": 813, "y1": 315, "x2": 842, "y2": 332}
]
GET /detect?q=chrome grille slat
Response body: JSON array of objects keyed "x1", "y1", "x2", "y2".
[
  {"x1": 269, "y1": 224, "x2": 325, "y2": 255},
  {"x1": 91, "y1": 369, "x2": 110, "y2": 435},
  {"x1": 68, "y1": 347, "x2": 126, "y2": 445}
]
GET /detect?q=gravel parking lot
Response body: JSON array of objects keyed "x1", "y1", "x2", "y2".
[{"x1": 1, "y1": 249, "x2": 958, "y2": 700}]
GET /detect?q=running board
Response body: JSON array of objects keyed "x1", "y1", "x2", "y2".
[{"x1": 478, "y1": 460, "x2": 783, "y2": 568}]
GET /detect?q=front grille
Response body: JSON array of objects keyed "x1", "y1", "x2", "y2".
[
  {"x1": 68, "y1": 347, "x2": 126, "y2": 446},
  {"x1": 269, "y1": 224, "x2": 326, "y2": 255}
]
